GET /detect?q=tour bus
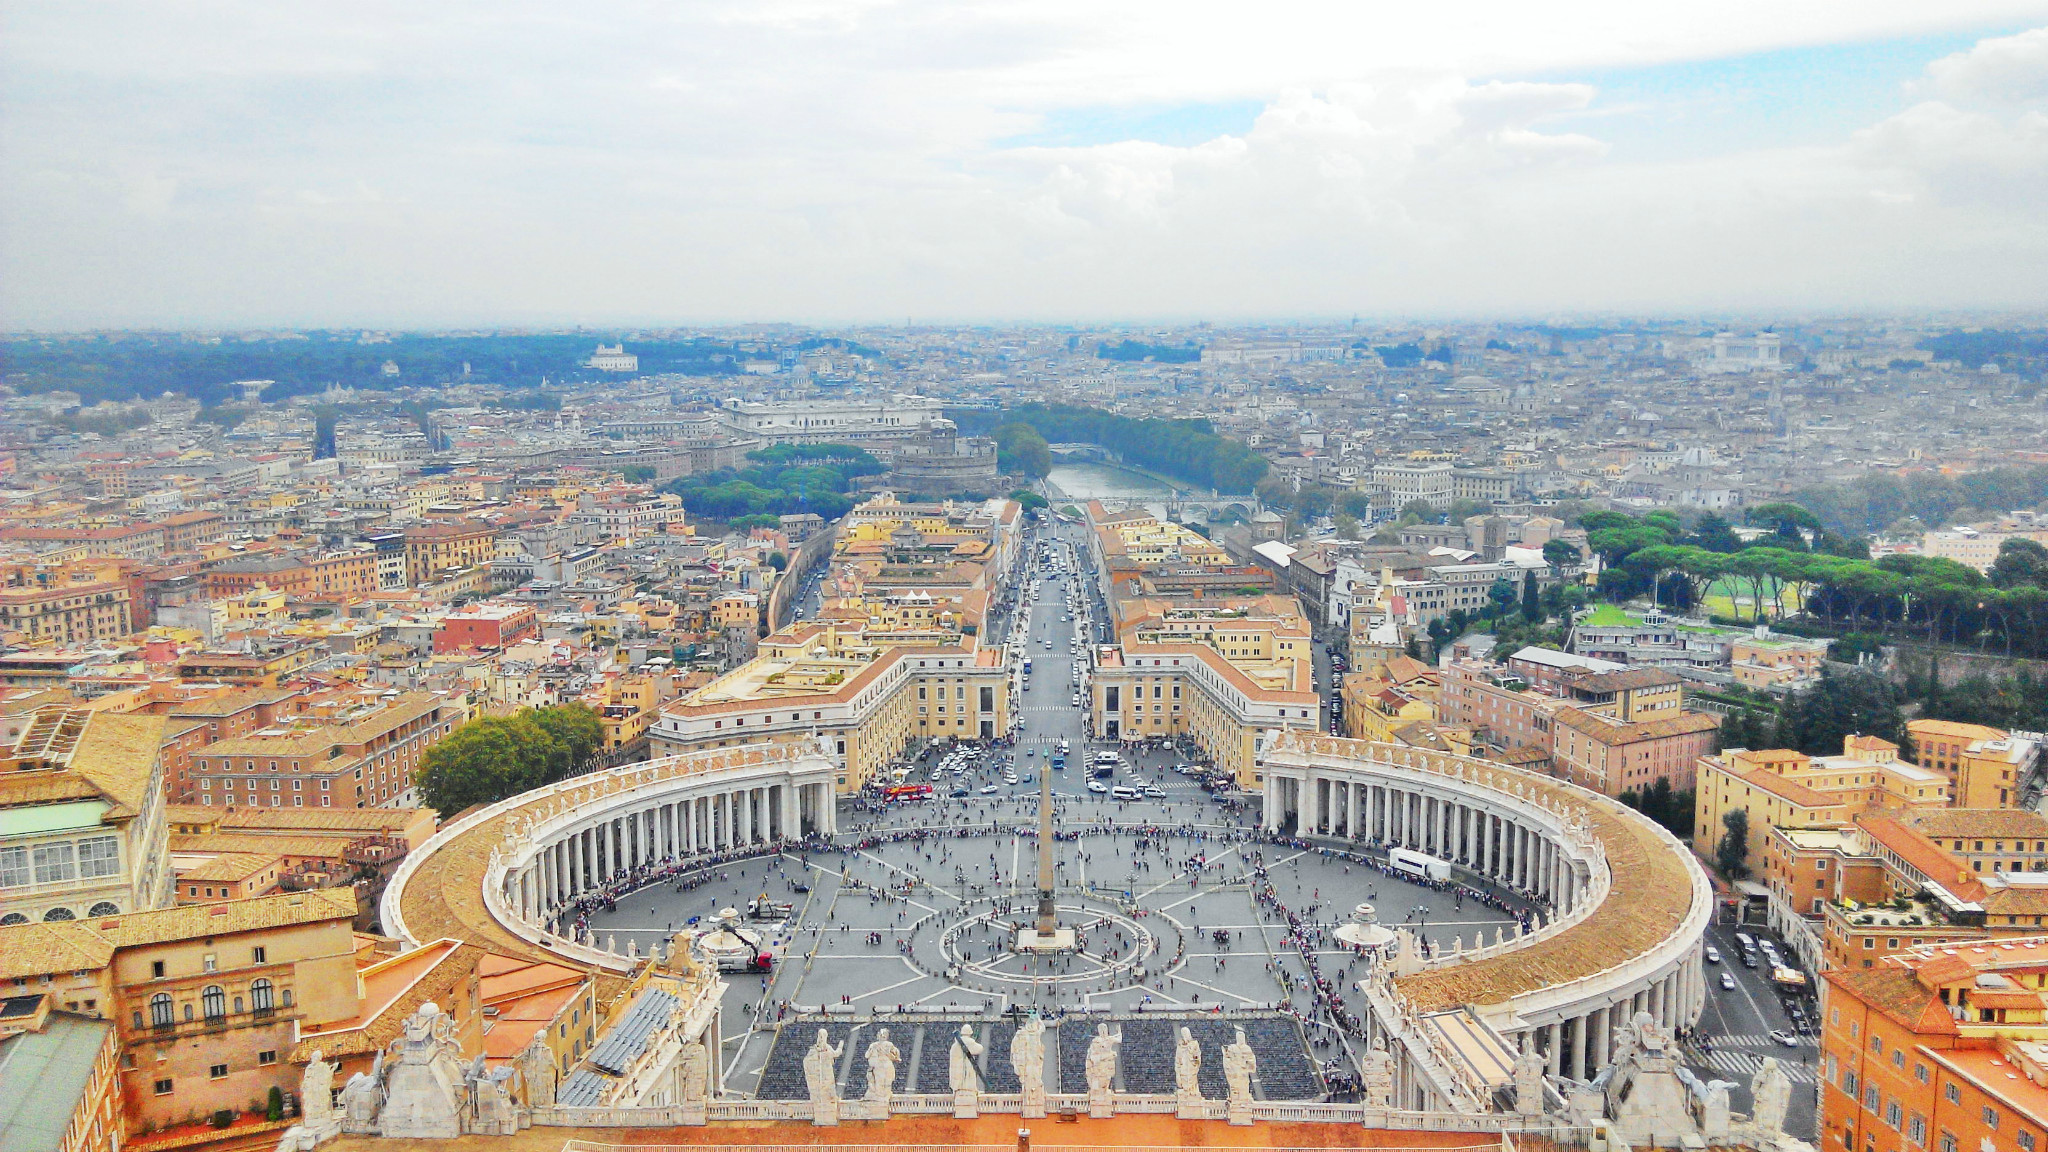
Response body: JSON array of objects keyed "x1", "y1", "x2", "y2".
[
  {"x1": 1388, "y1": 847, "x2": 1452, "y2": 882},
  {"x1": 1110, "y1": 785, "x2": 1141, "y2": 801},
  {"x1": 884, "y1": 783, "x2": 934, "y2": 801}
]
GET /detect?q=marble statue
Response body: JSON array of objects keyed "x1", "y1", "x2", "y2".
[
  {"x1": 339, "y1": 1051, "x2": 384, "y2": 1133},
  {"x1": 378, "y1": 1001, "x2": 468, "y2": 1139},
  {"x1": 1011, "y1": 1015, "x2": 1048, "y2": 1117},
  {"x1": 803, "y1": 1029, "x2": 844, "y2": 1125},
  {"x1": 1513, "y1": 1038, "x2": 1546, "y2": 1115},
  {"x1": 1701, "y1": 1076, "x2": 1735, "y2": 1141},
  {"x1": 1222, "y1": 1027, "x2": 1257, "y2": 1124},
  {"x1": 675, "y1": 1035, "x2": 710, "y2": 1126},
  {"x1": 862, "y1": 1028, "x2": 901, "y2": 1106},
  {"x1": 1751, "y1": 1056, "x2": 1792, "y2": 1140},
  {"x1": 301, "y1": 1050, "x2": 337, "y2": 1125},
  {"x1": 679, "y1": 1037, "x2": 709, "y2": 1105},
  {"x1": 1174, "y1": 1026, "x2": 1203, "y2": 1116},
  {"x1": 1362, "y1": 1036, "x2": 1396, "y2": 1109},
  {"x1": 949, "y1": 1024, "x2": 985, "y2": 1117},
  {"x1": 518, "y1": 1039, "x2": 557, "y2": 1108},
  {"x1": 949, "y1": 1023, "x2": 984, "y2": 1094},
  {"x1": 1085, "y1": 1023, "x2": 1120, "y2": 1117},
  {"x1": 465, "y1": 1055, "x2": 520, "y2": 1136}
]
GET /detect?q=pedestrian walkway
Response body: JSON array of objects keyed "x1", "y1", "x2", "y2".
[{"x1": 1688, "y1": 1051, "x2": 1817, "y2": 1084}]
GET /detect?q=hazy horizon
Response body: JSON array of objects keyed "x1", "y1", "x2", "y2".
[{"x1": 5, "y1": 2, "x2": 2048, "y2": 330}]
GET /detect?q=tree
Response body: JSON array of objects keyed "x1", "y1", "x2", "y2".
[
  {"x1": 767, "y1": 551, "x2": 788, "y2": 571},
  {"x1": 529, "y1": 703, "x2": 604, "y2": 768},
  {"x1": 1010, "y1": 489, "x2": 1049, "y2": 511},
  {"x1": 415, "y1": 705, "x2": 601, "y2": 817},
  {"x1": 1399, "y1": 499, "x2": 1438, "y2": 521},
  {"x1": 267, "y1": 1086, "x2": 286, "y2": 1122},
  {"x1": 1773, "y1": 667, "x2": 1903, "y2": 754},
  {"x1": 1990, "y1": 538, "x2": 2048, "y2": 589},
  {"x1": 1541, "y1": 539, "x2": 1582, "y2": 569},
  {"x1": 1747, "y1": 502, "x2": 1822, "y2": 546},
  {"x1": 1717, "y1": 809, "x2": 1751, "y2": 878},
  {"x1": 1336, "y1": 513, "x2": 1361, "y2": 540},
  {"x1": 1520, "y1": 573, "x2": 1541, "y2": 623},
  {"x1": 619, "y1": 464, "x2": 655, "y2": 484},
  {"x1": 1486, "y1": 577, "x2": 1519, "y2": 619},
  {"x1": 993, "y1": 423, "x2": 1052, "y2": 479},
  {"x1": 1686, "y1": 512, "x2": 1741, "y2": 553}
]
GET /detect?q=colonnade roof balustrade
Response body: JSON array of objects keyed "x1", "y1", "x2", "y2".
[
  {"x1": 383, "y1": 739, "x2": 836, "y2": 991},
  {"x1": 1260, "y1": 733, "x2": 1706, "y2": 1015}
]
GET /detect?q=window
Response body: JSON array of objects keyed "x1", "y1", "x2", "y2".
[
  {"x1": 1916, "y1": 1063, "x2": 1930, "y2": 1083},
  {"x1": 149, "y1": 992, "x2": 173, "y2": 1028},
  {"x1": 2021, "y1": 1133, "x2": 2037, "y2": 1152},
  {"x1": 201, "y1": 985, "x2": 226, "y2": 1022},
  {"x1": 1910, "y1": 1116, "x2": 1928, "y2": 1147},
  {"x1": 1865, "y1": 1085, "x2": 1881, "y2": 1112},
  {"x1": 1946, "y1": 1083, "x2": 1961, "y2": 1105},
  {"x1": 1941, "y1": 1133, "x2": 1958, "y2": 1152},
  {"x1": 154, "y1": 1078, "x2": 173, "y2": 1096},
  {"x1": 209, "y1": 1063, "x2": 228, "y2": 1079},
  {"x1": 0, "y1": 846, "x2": 27, "y2": 888},
  {"x1": 1986, "y1": 1108, "x2": 2002, "y2": 1130},
  {"x1": 32, "y1": 843, "x2": 76, "y2": 885},
  {"x1": 76, "y1": 836, "x2": 119, "y2": 879},
  {"x1": 251, "y1": 978, "x2": 274, "y2": 1013},
  {"x1": 252, "y1": 946, "x2": 267, "y2": 964},
  {"x1": 258, "y1": 1050, "x2": 277, "y2": 1066}
]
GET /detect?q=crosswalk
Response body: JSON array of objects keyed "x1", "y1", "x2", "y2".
[
  {"x1": 1708, "y1": 1033, "x2": 1816, "y2": 1048},
  {"x1": 1688, "y1": 1050, "x2": 1818, "y2": 1084}
]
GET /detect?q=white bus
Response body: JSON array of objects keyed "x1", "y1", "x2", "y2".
[{"x1": 1388, "y1": 847, "x2": 1452, "y2": 883}]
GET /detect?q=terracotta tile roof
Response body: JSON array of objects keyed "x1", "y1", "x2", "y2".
[
  {"x1": 1391, "y1": 768, "x2": 1695, "y2": 1012},
  {"x1": 1905, "y1": 809, "x2": 2048, "y2": 841},
  {"x1": 1857, "y1": 814, "x2": 1980, "y2": 894},
  {"x1": 0, "y1": 888, "x2": 354, "y2": 979},
  {"x1": 1554, "y1": 707, "x2": 1719, "y2": 745},
  {"x1": 1826, "y1": 964, "x2": 1958, "y2": 1035},
  {"x1": 1907, "y1": 719, "x2": 2006, "y2": 741}
]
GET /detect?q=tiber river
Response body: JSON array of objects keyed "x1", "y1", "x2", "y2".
[{"x1": 1044, "y1": 461, "x2": 1177, "y2": 502}]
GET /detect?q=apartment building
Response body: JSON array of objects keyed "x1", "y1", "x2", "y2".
[
  {"x1": 402, "y1": 520, "x2": 498, "y2": 586},
  {"x1": 1824, "y1": 937, "x2": 2048, "y2": 1152},
  {"x1": 1551, "y1": 708, "x2": 1719, "y2": 796},
  {"x1": 650, "y1": 621, "x2": 1011, "y2": 791},
  {"x1": 0, "y1": 572, "x2": 134, "y2": 646},
  {"x1": 0, "y1": 709, "x2": 174, "y2": 926},
  {"x1": 1370, "y1": 459, "x2": 1453, "y2": 509},
  {"x1": 185, "y1": 691, "x2": 462, "y2": 809},
  {"x1": 1692, "y1": 738, "x2": 1951, "y2": 875},
  {"x1": 0, "y1": 888, "x2": 359, "y2": 1131}
]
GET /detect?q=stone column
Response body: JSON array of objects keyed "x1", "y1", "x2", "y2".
[
  {"x1": 1570, "y1": 1012, "x2": 1588, "y2": 1081},
  {"x1": 1546, "y1": 1021, "x2": 1562, "y2": 1077}
]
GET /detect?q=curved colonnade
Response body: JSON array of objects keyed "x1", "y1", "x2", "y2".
[
  {"x1": 384, "y1": 730, "x2": 1709, "y2": 1110},
  {"x1": 383, "y1": 739, "x2": 839, "y2": 977},
  {"x1": 1259, "y1": 732, "x2": 1712, "y2": 1090}
]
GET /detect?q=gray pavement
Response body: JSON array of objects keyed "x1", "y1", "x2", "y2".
[{"x1": 579, "y1": 519, "x2": 1545, "y2": 1102}]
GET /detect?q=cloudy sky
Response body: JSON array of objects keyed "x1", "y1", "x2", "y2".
[{"x1": 4, "y1": 1, "x2": 2047, "y2": 329}]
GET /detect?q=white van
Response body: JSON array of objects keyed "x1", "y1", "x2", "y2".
[
  {"x1": 1110, "y1": 786, "x2": 1141, "y2": 801},
  {"x1": 1093, "y1": 752, "x2": 1120, "y2": 766}
]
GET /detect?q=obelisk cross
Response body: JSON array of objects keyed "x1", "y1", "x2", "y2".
[{"x1": 1035, "y1": 748, "x2": 1058, "y2": 935}]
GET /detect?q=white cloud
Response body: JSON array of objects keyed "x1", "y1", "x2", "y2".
[
  {"x1": 3, "y1": 3, "x2": 2048, "y2": 326},
  {"x1": 1923, "y1": 25, "x2": 2048, "y2": 104}
]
